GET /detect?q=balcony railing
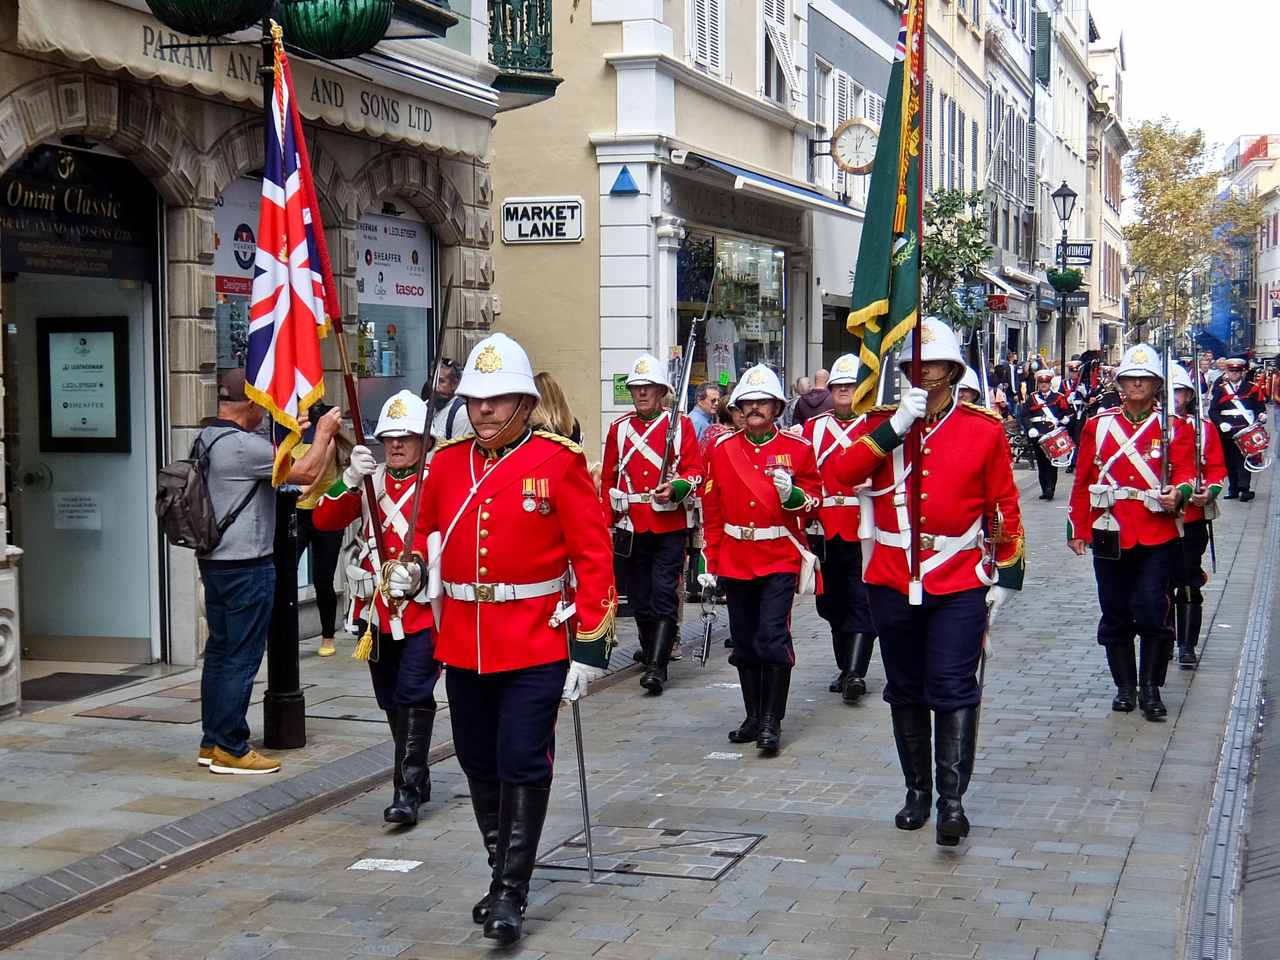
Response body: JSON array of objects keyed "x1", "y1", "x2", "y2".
[{"x1": 489, "y1": 0, "x2": 553, "y2": 73}]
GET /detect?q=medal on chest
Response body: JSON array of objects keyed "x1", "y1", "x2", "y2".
[
  {"x1": 521, "y1": 477, "x2": 537, "y2": 513},
  {"x1": 1148, "y1": 439, "x2": 1162, "y2": 461}
]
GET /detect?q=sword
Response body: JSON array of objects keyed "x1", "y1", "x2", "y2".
[
  {"x1": 552, "y1": 583, "x2": 596, "y2": 883},
  {"x1": 698, "y1": 596, "x2": 715, "y2": 667}
]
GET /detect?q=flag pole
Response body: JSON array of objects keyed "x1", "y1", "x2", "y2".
[{"x1": 908, "y1": 0, "x2": 925, "y2": 606}]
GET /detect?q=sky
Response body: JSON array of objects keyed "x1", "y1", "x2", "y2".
[{"x1": 1087, "y1": 0, "x2": 1279, "y2": 164}]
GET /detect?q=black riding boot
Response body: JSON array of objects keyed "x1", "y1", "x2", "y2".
[
  {"x1": 934, "y1": 707, "x2": 978, "y2": 847},
  {"x1": 468, "y1": 778, "x2": 502, "y2": 924},
  {"x1": 828, "y1": 632, "x2": 852, "y2": 693},
  {"x1": 890, "y1": 704, "x2": 932, "y2": 830},
  {"x1": 632, "y1": 619, "x2": 655, "y2": 664},
  {"x1": 385, "y1": 705, "x2": 434, "y2": 825},
  {"x1": 1138, "y1": 637, "x2": 1168, "y2": 720},
  {"x1": 483, "y1": 783, "x2": 551, "y2": 946},
  {"x1": 382, "y1": 709, "x2": 405, "y2": 818},
  {"x1": 1180, "y1": 602, "x2": 1201, "y2": 666},
  {"x1": 1105, "y1": 643, "x2": 1137, "y2": 712},
  {"x1": 640, "y1": 619, "x2": 678, "y2": 695},
  {"x1": 843, "y1": 633, "x2": 875, "y2": 703},
  {"x1": 728, "y1": 665, "x2": 763, "y2": 743},
  {"x1": 756, "y1": 664, "x2": 792, "y2": 756}
]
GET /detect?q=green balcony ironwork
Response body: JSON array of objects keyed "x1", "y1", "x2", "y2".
[{"x1": 489, "y1": 0, "x2": 561, "y2": 106}]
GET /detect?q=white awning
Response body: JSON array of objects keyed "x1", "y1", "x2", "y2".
[
  {"x1": 979, "y1": 268, "x2": 1028, "y2": 302},
  {"x1": 1001, "y1": 265, "x2": 1041, "y2": 288},
  {"x1": 694, "y1": 154, "x2": 861, "y2": 219}
]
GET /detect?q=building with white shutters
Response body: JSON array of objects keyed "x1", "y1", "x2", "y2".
[{"x1": 1086, "y1": 21, "x2": 1129, "y2": 361}]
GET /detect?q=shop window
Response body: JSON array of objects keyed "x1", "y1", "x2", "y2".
[{"x1": 676, "y1": 232, "x2": 787, "y2": 404}]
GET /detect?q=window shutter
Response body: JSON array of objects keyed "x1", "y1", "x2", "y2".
[
  {"x1": 1025, "y1": 119, "x2": 1037, "y2": 207},
  {"x1": 834, "y1": 71, "x2": 852, "y2": 194},
  {"x1": 764, "y1": 20, "x2": 799, "y2": 101},
  {"x1": 866, "y1": 92, "x2": 885, "y2": 125},
  {"x1": 957, "y1": 108, "x2": 966, "y2": 196},
  {"x1": 924, "y1": 78, "x2": 934, "y2": 193},
  {"x1": 938, "y1": 93, "x2": 947, "y2": 194},
  {"x1": 947, "y1": 98, "x2": 956, "y2": 190},
  {"x1": 971, "y1": 119, "x2": 979, "y2": 191},
  {"x1": 1035, "y1": 9, "x2": 1051, "y2": 84},
  {"x1": 691, "y1": 0, "x2": 724, "y2": 76}
]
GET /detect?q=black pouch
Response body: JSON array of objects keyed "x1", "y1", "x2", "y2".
[
  {"x1": 807, "y1": 533, "x2": 827, "y2": 563},
  {"x1": 1091, "y1": 526, "x2": 1121, "y2": 560},
  {"x1": 612, "y1": 526, "x2": 634, "y2": 558}
]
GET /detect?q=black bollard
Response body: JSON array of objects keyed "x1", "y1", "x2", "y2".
[{"x1": 264, "y1": 487, "x2": 306, "y2": 749}]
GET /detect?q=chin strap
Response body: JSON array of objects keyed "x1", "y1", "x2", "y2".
[{"x1": 476, "y1": 403, "x2": 530, "y2": 453}]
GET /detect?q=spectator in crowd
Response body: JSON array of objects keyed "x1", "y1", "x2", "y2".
[
  {"x1": 699, "y1": 394, "x2": 739, "y2": 455},
  {"x1": 792, "y1": 368, "x2": 834, "y2": 425},
  {"x1": 198, "y1": 370, "x2": 342, "y2": 775},
  {"x1": 690, "y1": 383, "x2": 721, "y2": 440},
  {"x1": 531, "y1": 371, "x2": 582, "y2": 443},
  {"x1": 424, "y1": 359, "x2": 472, "y2": 441},
  {"x1": 783, "y1": 376, "x2": 811, "y2": 427},
  {"x1": 293, "y1": 402, "x2": 349, "y2": 658}
]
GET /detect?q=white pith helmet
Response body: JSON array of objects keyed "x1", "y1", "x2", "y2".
[
  {"x1": 456, "y1": 332, "x2": 540, "y2": 400},
  {"x1": 374, "y1": 389, "x2": 428, "y2": 439}
]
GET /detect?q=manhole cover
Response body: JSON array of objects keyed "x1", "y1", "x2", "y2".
[{"x1": 537, "y1": 826, "x2": 763, "y2": 881}]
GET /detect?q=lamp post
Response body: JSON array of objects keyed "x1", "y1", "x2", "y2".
[
  {"x1": 1130, "y1": 263, "x2": 1148, "y2": 346},
  {"x1": 1051, "y1": 181, "x2": 1078, "y2": 380}
]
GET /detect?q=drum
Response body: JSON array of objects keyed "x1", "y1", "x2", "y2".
[
  {"x1": 1234, "y1": 422, "x2": 1273, "y2": 473},
  {"x1": 1039, "y1": 427, "x2": 1075, "y2": 467}
]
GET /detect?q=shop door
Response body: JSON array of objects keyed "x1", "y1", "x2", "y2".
[{"x1": 6, "y1": 274, "x2": 159, "y2": 663}]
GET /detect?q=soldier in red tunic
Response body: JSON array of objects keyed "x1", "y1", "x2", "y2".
[
  {"x1": 699, "y1": 364, "x2": 822, "y2": 756},
  {"x1": 1068, "y1": 343, "x2": 1195, "y2": 721},
  {"x1": 1208, "y1": 357, "x2": 1268, "y2": 501},
  {"x1": 1020, "y1": 368, "x2": 1072, "y2": 500},
  {"x1": 601, "y1": 353, "x2": 703, "y2": 694},
  {"x1": 802, "y1": 353, "x2": 877, "y2": 703},
  {"x1": 1170, "y1": 363, "x2": 1227, "y2": 668},
  {"x1": 410, "y1": 333, "x2": 616, "y2": 946},
  {"x1": 833, "y1": 318, "x2": 1024, "y2": 847},
  {"x1": 313, "y1": 390, "x2": 438, "y2": 826}
]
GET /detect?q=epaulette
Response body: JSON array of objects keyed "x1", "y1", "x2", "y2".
[
  {"x1": 960, "y1": 401, "x2": 1003, "y2": 423},
  {"x1": 777, "y1": 429, "x2": 812, "y2": 447},
  {"x1": 714, "y1": 429, "x2": 741, "y2": 446},
  {"x1": 610, "y1": 412, "x2": 632, "y2": 427},
  {"x1": 433, "y1": 434, "x2": 471, "y2": 451},
  {"x1": 867, "y1": 403, "x2": 898, "y2": 415},
  {"x1": 534, "y1": 429, "x2": 584, "y2": 455}
]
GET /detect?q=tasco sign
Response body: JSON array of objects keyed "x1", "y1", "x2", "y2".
[{"x1": 501, "y1": 197, "x2": 585, "y2": 244}]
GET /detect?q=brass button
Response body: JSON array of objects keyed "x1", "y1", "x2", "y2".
[
  {"x1": 479, "y1": 566, "x2": 488, "y2": 576},
  {"x1": 754, "y1": 447, "x2": 761, "y2": 454},
  {"x1": 921, "y1": 493, "x2": 929, "y2": 501},
  {"x1": 479, "y1": 529, "x2": 490, "y2": 539},
  {"x1": 484, "y1": 497, "x2": 493, "y2": 504},
  {"x1": 749, "y1": 500, "x2": 756, "y2": 507},
  {"x1": 923, "y1": 447, "x2": 932, "y2": 455},
  {"x1": 481, "y1": 511, "x2": 490, "y2": 520},
  {"x1": 922, "y1": 469, "x2": 930, "y2": 477},
  {"x1": 479, "y1": 547, "x2": 488, "y2": 557},
  {"x1": 749, "y1": 521, "x2": 757, "y2": 528},
  {"x1": 920, "y1": 515, "x2": 927, "y2": 523}
]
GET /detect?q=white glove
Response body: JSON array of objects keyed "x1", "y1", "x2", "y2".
[
  {"x1": 771, "y1": 470, "x2": 793, "y2": 503},
  {"x1": 890, "y1": 387, "x2": 928, "y2": 436},
  {"x1": 986, "y1": 585, "x2": 1014, "y2": 626},
  {"x1": 343, "y1": 444, "x2": 377, "y2": 488},
  {"x1": 562, "y1": 661, "x2": 606, "y2": 701},
  {"x1": 1220, "y1": 422, "x2": 1232, "y2": 432},
  {"x1": 1027, "y1": 428, "x2": 1040, "y2": 439},
  {"x1": 698, "y1": 572, "x2": 718, "y2": 591},
  {"x1": 385, "y1": 559, "x2": 423, "y2": 600},
  {"x1": 608, "y1": 488, "x2": 630, "y2": 514}
]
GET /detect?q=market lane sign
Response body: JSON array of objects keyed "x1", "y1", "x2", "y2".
[{"x1": 501, "y1": 197, "x2": 584, "y2": 244}]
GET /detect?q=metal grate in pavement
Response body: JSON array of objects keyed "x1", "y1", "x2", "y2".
[
  {"x1": 536, "y1": 826, "x2": 763, "y2": 881},
  {"x1": 1185, "y1": 477, "x2": 1278, "y2": 960}
]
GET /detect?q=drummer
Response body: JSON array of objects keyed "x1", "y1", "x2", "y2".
[{"x1": 1020, "y1": 368, "x2": 1072, "y2": 501}]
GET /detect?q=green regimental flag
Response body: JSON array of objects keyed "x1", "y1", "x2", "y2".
[{"x1": 847, "y1": 0, "x2": 923, "y2": 414}]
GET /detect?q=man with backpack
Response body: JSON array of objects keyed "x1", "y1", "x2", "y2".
[
  {"x1": 195, "y1": 369, "x2": 341, "y2": 775},
  {"x1": 425, "y1": 359, "x2": 473, "y2": 441}
]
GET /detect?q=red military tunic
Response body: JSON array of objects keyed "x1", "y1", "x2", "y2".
[
  {"x1": 801, "y1": 411, "x2": 865, "y2": 542},
  {"x1": 1067, "y1": 407, "x2": 1197, "y2": 549},
  {"x1": 600, "y1": 410, "x2": 704, "y2": 533},
  {"x1": 833, "y1": 402, "x2": 1025, "y2": 595},
  {"x1": 701, "y1": 429, "x2": 822, "y2": 580},
  {"x1": 313, "y1": 466, "x2": 435, "y2": 635},
  {"x1": 418, "y1": 430, "x2": 616, "y2": 673},
  {"x1": 1178, "y1": 413, "x2": 1228, "y2": 524}
]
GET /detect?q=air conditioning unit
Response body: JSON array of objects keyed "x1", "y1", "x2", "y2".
[{"x1": 0, "y1": 549, "x2": 22, "y2": 720}]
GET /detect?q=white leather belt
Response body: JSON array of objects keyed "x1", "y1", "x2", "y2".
[
  {"x1": 873, "y1": 530, "x2": 982, "y2": 552},
  {"x1": 443, "y1": 576, "x2": 565, "y2": 603},
  {"x1": 1113, "y1": 486, "x2": 1158, "y2": 501},
  {"x1": 822, "y1": 495, "x2": 857, "y2": 508},
  {"x1": 626, "y1": 492, "x2": 655, "y2": 503},
  {"x1": 724, "y1": 524, "x2": 788, "y2": 542}
]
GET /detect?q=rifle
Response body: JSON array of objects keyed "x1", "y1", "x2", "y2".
[
  {"x1": 1189, "y1": 363, "x2": 1218, "y2": 573},
  {"x1": 1160, "y1": 322, "x2": 1172, "y2": 491},
  {"x1": 658, "y1": 259, "x2": 720, "y2": 485},
  {"x1": 697, "y1": 595, "x2": 716, "y2": 668}
]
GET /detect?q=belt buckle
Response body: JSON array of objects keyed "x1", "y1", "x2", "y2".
[
  {"x1": 741, "y1": 527, "x2": 756, "y2": 541},
  {"x1": 919, "y1": 533, "x2": 936, "y2": 551},
  {"x1": 474, "y1": 583, "x2": 495, "y2": 603},
  {"x1": 833, "y1": 495, "x2": 844, "y2": 505}
]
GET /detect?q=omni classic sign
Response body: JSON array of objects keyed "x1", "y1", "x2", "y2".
[{"x1": 501, "y1": 197, "x2": 584, "y2": 244}]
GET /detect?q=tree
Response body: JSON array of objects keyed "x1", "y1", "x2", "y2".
[
  {"x1": 921, "y1": 190, "x2": 993, "y2": 329},
  {"x1": 1126, "y1": 119, "x2": 1265, "y2": 346}
]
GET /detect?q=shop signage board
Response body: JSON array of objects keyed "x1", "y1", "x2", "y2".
[
  {"x1": 986, "y1": 293, "x2": 1009, "y2": 312},
  {"x1": 53, "y1": 493, "x2": 101, "y2": 531},
  {"x1": 0, "y1": 146, "x2": 155, "y2": 282},
  {"x1": 356, "y1": 214, "x2": 433, "y2": 307},
  {"x1": 1062, "y1": 291, "x2": 1090, "y2": 309},
  {"x1": 37, "y1": 316, "x2": 130, "y2": 453},
  {"x1": 612, "y1": 374, "x2": 631, "y2": 404},
  {"x1": 1055, "y1": 241, "x2": 1094, "y2": 266},
  {"x1": 501, "y1": 197, "x2": 585, "y2": 244}
]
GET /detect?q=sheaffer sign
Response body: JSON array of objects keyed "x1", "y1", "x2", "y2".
[{"x1": 501, "y1": 197, "x2": 585, "y2": 244}]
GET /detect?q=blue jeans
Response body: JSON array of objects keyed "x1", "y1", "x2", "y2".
[{"x1": 199, "y1": 558, "x2": 275, "y2": 756}]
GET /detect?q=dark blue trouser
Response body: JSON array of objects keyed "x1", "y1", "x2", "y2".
[
  {"x1": 627, "y1": 530, "x2": 687, "y2": 623},
  {"x1": 446, "y1": 661, "x2": 569, "y2": 785},
  {"x1": 359, "y1": 623, "x2": 440, "y2": 711},
  {"x1": 868, "y1": 584, "x2": 987, "y2": 711},
  {"x1": 199, "y1": 558, "x2": 275, "y2": 757},
  {"x1": 1094, "y1": 542, "x2": 1175, "y2": 648},
  {"x1": 724, "y1": 573, "x2": 798, "y2": 668},
  {"x1": 814, "y1": 537, "x2": 876, "y2": 637},
  {"x1": 1173, "y1": 520, "x2": 1210, "y2": 603}
]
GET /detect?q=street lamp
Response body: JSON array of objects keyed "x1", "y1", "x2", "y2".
[{"x1": 1051, "y1": 181, "x2": 1078, "y2": 380}]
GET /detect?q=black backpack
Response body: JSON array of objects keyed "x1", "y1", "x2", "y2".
[{"x1": 156, "y1": 430, "x2": 263, "y2": 554}]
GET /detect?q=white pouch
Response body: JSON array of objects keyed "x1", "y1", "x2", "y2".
[
  {"x1": 346, "y1": 564, "x2": 375, "y2": 600},
  {"x1": 425, "y1": 531, "x2": 444, "y2": 625},
  {"x1": 1088, "y1": 484, "x2": 1116, "y2": 509}
]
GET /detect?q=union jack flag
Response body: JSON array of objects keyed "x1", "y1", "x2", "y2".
[{"x1": 246, "y1": 23, "x2": 339, "y2": 485}]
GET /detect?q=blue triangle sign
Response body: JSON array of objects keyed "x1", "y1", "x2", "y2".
[{"x1": 610, "y1": 165, "x2": 640, "y2": 196}]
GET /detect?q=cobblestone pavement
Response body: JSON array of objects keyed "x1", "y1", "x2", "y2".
[{"x1": 6, "y1": 466, "x2": 1270, "y2": 960}]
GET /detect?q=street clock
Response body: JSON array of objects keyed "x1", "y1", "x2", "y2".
[{"x1": 830, "y1": 116, "x2": 880, "y2": 175}]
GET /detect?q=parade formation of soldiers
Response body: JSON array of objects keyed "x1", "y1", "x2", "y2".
[{"x1": 309, "y1": 322, "x2": 1270, "y2": 944}]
